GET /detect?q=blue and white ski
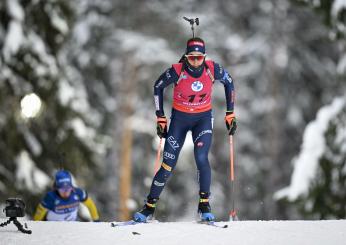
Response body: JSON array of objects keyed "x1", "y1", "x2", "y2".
[
  {"x1": 197, "y1": 221, "x2": 228, "y2": 228},
  {"x1": 111, "y1": 220, "x2": 140, "y2": 227},
  {"x1": 111, "y1": 219, "x2": 158, "y2": 227}
]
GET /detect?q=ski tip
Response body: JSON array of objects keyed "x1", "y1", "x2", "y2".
[
  {"x1": 197, "y1": 221, "x2": 229, "y2": 228},
  {"x1": 210, "y1": 222, "x2": 228, "y2": 228},
  {"x1": 110, "y1": 220, "x2": 147, "y2": 227}
]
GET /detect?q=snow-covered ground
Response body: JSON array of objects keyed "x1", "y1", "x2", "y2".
[{"x1": 1, "y1": 219, "x2": 345, "y2": 245}]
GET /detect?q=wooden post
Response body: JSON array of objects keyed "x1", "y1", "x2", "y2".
[
  {"x1": 118, "y1": 54, "x2": 139, "y2": 221},
  {"x1": 118, "y1": 117, "x2": 133, "y2": 221}
]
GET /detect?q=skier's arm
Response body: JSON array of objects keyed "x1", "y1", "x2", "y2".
[
  {"x1": 75, "y1": 187, "x2": 100, "y2": 221},
  {"x1": 214, "y1": 62, "x2": 237, "y2": 135},
  {"x1": 214, "y1": 63, "x2": 235, "y2": 112},
  {"x1": 82, "y1": 197, "x2": 100, "y2": 221},
  {"x1": 33, "y1": 192, "x2": 55, "y2": 221},
  {"x1": 33, "y1": 203, "x2": 48, "y2": 221},
  {"x1": 154, "y1": 67, "x2": 179, "y2": 117}
]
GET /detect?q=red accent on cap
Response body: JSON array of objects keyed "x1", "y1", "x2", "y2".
[{"x1": 187, "y1": 41, "x2": 204, "y2": 47}]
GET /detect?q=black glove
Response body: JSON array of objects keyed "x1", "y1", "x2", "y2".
[
  {"x1": 224, "y1": 111, "x2": 237, "y2": 135},
  {"x1": 156, "y1": 116, "x2": 168, "y2": 138}
]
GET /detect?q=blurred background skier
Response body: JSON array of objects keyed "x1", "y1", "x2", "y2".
[
  {"x1": 134, "y1": 36, "x2": 237, "y2": 222},
  {"x1": 33, "y1": 170, "x2": 100, "y2": 222}
]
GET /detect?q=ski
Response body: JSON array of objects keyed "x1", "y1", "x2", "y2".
[
  {"x1": 197, "y1": 221, "x2": 228, "y2": 228},
  {"x1": 111, "y1": 219, "x2": 159, "y2": 227},
  {"x1": 111, "y1": 220, "x2": 228, "y2": 228},
  {"x1": 111, "y1": 220, "x2": 142, "y2": 227}
]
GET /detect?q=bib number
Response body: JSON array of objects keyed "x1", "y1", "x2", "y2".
[{"x1": 188, "y1": 93, "x2": 207, "y2": 103}]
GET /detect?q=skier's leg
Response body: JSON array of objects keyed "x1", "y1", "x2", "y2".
[
  {"x1": 134, "y1": 116, "x2": 189, "y2": 222},
  {"x1": 148, "y1": 116, "x2": 189, "y2": 198},
  {"x1": 192, "y1": 116, "x2": 214, "y2": 221},
  {"x1": 192, "y1": 116, "x2": 213, "y2": 193}
]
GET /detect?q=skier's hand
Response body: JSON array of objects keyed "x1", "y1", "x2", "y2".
[
  {"x1": 225, "y1": 111, "x2": 237, "y2": 135},
  {"x1": 156, "y1": 116, "x2": 168, "y2": 138}
]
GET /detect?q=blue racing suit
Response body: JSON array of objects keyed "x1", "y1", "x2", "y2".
[{"x1": 148, "y1": 60, "x2": 235, "y2": 198}]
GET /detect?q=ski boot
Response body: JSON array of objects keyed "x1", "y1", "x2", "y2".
[
  {"x1": 133, "y1": 197, "x2": 158, "y2": 222},
  {"x1": 198, "y1": 192, "x2": 215, "y2": 221}
]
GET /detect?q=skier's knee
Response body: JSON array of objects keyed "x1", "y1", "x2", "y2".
[{"x1": 195, "y1": 153, "x2": 209, "y2": 168}]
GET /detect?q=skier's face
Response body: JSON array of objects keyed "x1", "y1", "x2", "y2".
[
  {"x1": 58, "y1": 186, "x2": 72, "y2": 199},
  {"x1": 186, "y1": 51, "x2": 205, "y2": 68}
]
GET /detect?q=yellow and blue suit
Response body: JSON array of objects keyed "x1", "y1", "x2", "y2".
[{"x1": 33, "y1": 187, "x2": 99, "y2": 221}]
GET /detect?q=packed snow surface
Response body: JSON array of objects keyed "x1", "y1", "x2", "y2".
[{"x1": 1, "y1": 219, "x2": 345, "y2": 245}]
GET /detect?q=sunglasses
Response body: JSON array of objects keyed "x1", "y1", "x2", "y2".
[
  {"x1": 58, "y1": 186, "x2": 72, "y2": 193},
  {"x1": 185, "y1": 54, "x2": 206, "y2": 62}
]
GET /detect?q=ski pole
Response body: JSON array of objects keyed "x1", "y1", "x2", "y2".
[
  {"x1": 154, "y1": 138, "x2": 163, "y2": 174},
  {"x1": 229, "y1": 135, "x2": 238, "y2": 221},
  {"x1": 229, "y1": 136, "x2": 234, "y2": 181}
]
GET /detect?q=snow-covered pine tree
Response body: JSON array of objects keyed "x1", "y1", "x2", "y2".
[
  {"x1": 305, "y1": 101, "x2": 346, "y2": 219},
  {"x1": 294, "y1": 0, "x2": 346, "y2": 38},
  {"x1": 274, "y1": 0, "x2": 345, "y2": 220},
  {"x1": 275, "y1": 97, "x2": 346, "y2": 219},
  {"x1": 0, "y1": 0, "x2": 102, "y2": 215}
]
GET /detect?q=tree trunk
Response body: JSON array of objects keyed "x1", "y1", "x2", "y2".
[
  {"x1": 118, "y1": 117, "x2": 133, "y2": 221},
  {"x1": 118, "y1": 54, "x2": 139, "y2": 221}
]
